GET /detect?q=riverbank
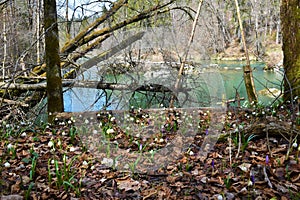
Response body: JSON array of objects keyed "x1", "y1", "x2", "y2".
[{"x1": 211, "y1": 38, "x2": 283, "y2": 70}]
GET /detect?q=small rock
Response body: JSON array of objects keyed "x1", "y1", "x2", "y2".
[{"x1": 225, "y1": 192, "x2": 235, "y2": 200}]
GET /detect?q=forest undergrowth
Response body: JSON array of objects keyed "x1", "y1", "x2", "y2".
[{"x1": 0, "y1": 101, "x2": 299, "y2": 200}]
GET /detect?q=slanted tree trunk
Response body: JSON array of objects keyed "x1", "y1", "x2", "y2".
[
  {"x1": 44, "y1": 0, "x2": 64, "y2": 122},
  {"x1": 234, "y1": 0, "x2": 258, "y2": 104},
  {"x1": 280, "y1": 0, "x2": 300, "y2": 102}
]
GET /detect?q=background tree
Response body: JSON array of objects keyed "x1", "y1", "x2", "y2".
[
  {"x1": 280, "y1": 0, "x2": 300, "y2": 102},
  {"x1": 44, "y1": 0, "x2": 64, "y2": 121}
]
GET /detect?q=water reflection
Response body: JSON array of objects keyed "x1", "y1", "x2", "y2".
[{"x1": 63, "y1": 61, "x2": 283, "y2": 112}]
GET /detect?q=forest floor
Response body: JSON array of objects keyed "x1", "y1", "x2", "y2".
[{"x1": 0, "y1": 103, "x2": 300, "y2": 200}]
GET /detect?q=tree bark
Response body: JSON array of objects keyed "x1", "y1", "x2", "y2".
[
  {"x1": 280, "y1": 0, "x2": 300, "y2": 102},
  {"x1": 234, "y1": 0, "x2": 258, "y2": 104},
  {"x1": 44, "y1": 0, "x2": 64, "y2": 121}
]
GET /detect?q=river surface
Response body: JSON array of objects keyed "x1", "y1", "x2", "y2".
[{"x1": 64, "y1": 60, "x2": 283, "y2": 112}]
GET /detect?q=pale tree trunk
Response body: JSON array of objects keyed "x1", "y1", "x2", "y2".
[
  {"x1": 65, "y1": 0, "x2": 70, "y2": 41},
  {"x1": 36, "y1": 0, "x2": 41, "y2": 64},
  {"x1": 9, "y1": 0, "x2": 18, "y2": 64},
  {"x1": 44, "y1": 0, "x2": 64, "y2": 122},
  {"x1": 170, "y1": 0, "x2": 203, "y2": 108},
  {"x1": 280, "y1": 0, "x2": 300, "y2": 102},
  {"x1": 276, "y1": 22, "x2": 280, "y2": 44},
  {"x1": 234, "y1": 0, "x2": 258, "y2": 104},
  {"x1": 2, "y1": 7, "x2": 7, "y2": 79}
]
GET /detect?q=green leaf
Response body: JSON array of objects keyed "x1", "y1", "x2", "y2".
[{"x1": 22, "y1": 157, "x2": 31, "y2": 164}]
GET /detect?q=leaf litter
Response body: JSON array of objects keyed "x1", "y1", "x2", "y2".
[{"x1": 0, "y1": 106, "x2": 299, "y2": 199}]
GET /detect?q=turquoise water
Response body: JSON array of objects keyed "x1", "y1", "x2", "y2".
[
  {"x1": 214, "y1": 61, "x2": 283, "y2": 105},
  {"x1": 63, "y1": 61, "x2": 283, "y2": 111}
]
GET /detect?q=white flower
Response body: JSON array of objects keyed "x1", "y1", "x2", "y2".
[
  {"x1": 110, "y1": 117, "x2": 116, "y2": 122},
  {"x1": 91, "y1": 165, "x2": 95, "y2": 170},
  {"x1": 7, "y1": 143, "x2": 13, "y2": 149},
  {"x1": 69, "y1": 147, "x2": 75, "y2": 152},
  {"x1": 48, "y1": 141, "x2": 54, "y2": 148},
  {"x1": 159, "y1": 138, "x2": 164, "y2": 143},
  {"x1": 82, "y1": 161, "x2": 88, "y2": 166},
  {"x1": 4, "y1": 162, "x2": 10, "y2": 168},
  {"x1": 57, "y1": 140, "x2": 61, "y2": 146},
  {"x1": 106, "y1": 129, "x2": 114, "y2": 134},
  {"x1": 85, "y1": 119, "x2": 89, "y2": 124},
  {"x1": 292, "y1": 142, "x2": 298, "y2": 148},
  {"x1": 149, "y1": 150, "x2": 154, "y2": 154},
  {"x1": 62, "y1": 131, "x2": 67, "y2": 136},
  {"x1": 63, "y1": 155, "x2": 68, "y2": 162},
  {"x1": 68, "y1": 120, "x2": 72, "y2": 124},
  {"x1": 51, "y1": 159, "x2": 55, "y2": 164},
  {"x1": 92, "y1": 130, "x2": 98, "y2": 134},
  {"x1": 189, "y1": 151, "x2": 194, "y2": 156},
  {"x1": 21, "y1": 132, "x2": 27, "y2": 137}
]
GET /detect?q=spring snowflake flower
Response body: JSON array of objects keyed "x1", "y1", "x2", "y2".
[
  {"x1": 48, "y1": 141, "x2": 54, "y2": 148},
  {"x1": 82, "y1": 161, "x2": 88, "y2": 166},
  {"x1": 292, "y1": 142, "x2": 298, "y2": 148},
  {"x1": 106, "y1": 129, "x2": 114, "y2": 134},
  {"x1": 21, "y1": 132, "x2": 27, "y2": 137},
  {"x1": 4, "y1": 162, "x2": 10, "y2": 168},
  {"x1": 69, "y1": 147, "x2": 75, "y2": 152},
  {"x1": 7, "y1": 143, "x2": 13, "y2": 149}
]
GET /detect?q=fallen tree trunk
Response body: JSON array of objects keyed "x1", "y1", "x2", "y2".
[{"x1": 0, "y1": 80, "x2": 177, "y2": 92}]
